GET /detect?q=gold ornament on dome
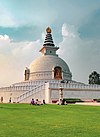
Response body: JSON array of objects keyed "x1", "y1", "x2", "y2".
[{"x1": 46, "y1": 27, "x2": 51, "y2": 33}]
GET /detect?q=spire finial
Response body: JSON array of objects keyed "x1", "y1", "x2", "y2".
[
  {"x1": 46, "y1": 27, "x2": 51, "y2": 33},
  {"x1": 39, "y1": 27, "x2": 59, "y2": 56}
]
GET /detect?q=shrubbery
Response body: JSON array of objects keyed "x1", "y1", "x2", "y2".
[
  {"x1": 64, "y1": 98, "x2": 84, "y2": 103},
  {"x1": 93, "y1": 99, "x2": 100, "y2": 102}
]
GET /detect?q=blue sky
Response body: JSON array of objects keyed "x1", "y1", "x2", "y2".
[{"x1": 0, "y1": 0, "x2": 100, "y2": 86}]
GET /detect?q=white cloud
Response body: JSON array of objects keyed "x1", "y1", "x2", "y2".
[
  {"x1": 11, "y1": 40, "x2": 41, "y2": 58},
  {"x1": 0, "y1": 34, "x2": 10, "y2": 40},
  {"x1": 58, "y1": 23, "x2": 100, "y2": 84},
  {"x1": 0, "y1": 6, "x2": 18, "y2": 27},
  {"x1": 62, "y1": 23, "x2": 76, "y2": 38},
  {"x1": 0, "y1": 34, "x2": 41, "y2": 87},
  {"x1": 41, "y1": 31, "x2": 46, "y2": 41},
  {"x1": 0, "y1": 35, "x2": 12, "y2": 56}
]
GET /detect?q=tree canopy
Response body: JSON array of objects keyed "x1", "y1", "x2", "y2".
[{"x1": 89, "y1": 71, "x2": 100, "y2": 85}]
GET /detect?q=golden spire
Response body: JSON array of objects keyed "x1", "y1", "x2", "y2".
[{"x1": 46, "y1": 27, "x2": 51, "y2": 33}]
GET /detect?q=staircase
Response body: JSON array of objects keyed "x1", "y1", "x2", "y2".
[{"x1": 16, "y1": 84, "x2": 45, "y2": 103}]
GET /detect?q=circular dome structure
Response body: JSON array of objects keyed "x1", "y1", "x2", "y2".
[
  {"x1": 29, "y1": 55, "x2": 72, "y2": 80},
  {"x1": 24, "y1": 27, "x2": 72, "y2": 81}
]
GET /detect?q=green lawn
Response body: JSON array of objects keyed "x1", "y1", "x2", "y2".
[{"x1": 0, "y1": 104, "x2": 100, "y2": 137}]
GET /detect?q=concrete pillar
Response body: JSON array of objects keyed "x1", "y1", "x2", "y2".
[{"x1": 45, "y1": 83, "x2": 51, "y2": 103}]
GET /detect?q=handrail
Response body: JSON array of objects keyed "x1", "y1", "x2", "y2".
[
  {"x1": 12, "y1": 79, "x2": 63, "y2": 87},
  {"x1": 1, "y1": 80, "x2": 100, "y2": 92},
  {"x1": 49, "y1": 83, "x2": 100, "y2": 90},
  {"x1": 0, "y1": 85, "x2": 34, "y2": 92},
  {"x1": 16, "y1": 84, "x2": 45, "y2": 103}
]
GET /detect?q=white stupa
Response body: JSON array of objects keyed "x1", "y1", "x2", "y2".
[
  {"x1": 29, "y1": 27, "x2": 72, "y2": 81},
  {"x1": 0, "y1": 27, "x2": 100, "y2": 104}
]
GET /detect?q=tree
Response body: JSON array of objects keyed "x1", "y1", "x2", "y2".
[{"x1": 89, "y1": 71, "x2": 100, "y2": 85}]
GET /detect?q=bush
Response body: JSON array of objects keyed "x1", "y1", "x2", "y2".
[
  {"x1": 64, "y1": 98, "x2": 84, "y2": 103},
  {"x1": 93, "y1": 99, "x2": 100, "y2": 102}
]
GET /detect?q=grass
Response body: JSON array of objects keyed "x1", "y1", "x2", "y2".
[{"x1": 0, "y1": 104, "x2": 100, "y2": 137}]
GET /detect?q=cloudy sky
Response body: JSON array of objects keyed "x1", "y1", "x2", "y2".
[{"x1": 0, "y1": 0, "x2": 100, "y2": 87}]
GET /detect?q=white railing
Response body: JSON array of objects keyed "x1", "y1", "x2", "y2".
[
  {"x1": 12, "y1": 80, "x2": 46, "y2": 87},
  {"x1": 0, "y1": 80, "x2": 59, "y2": 91},
  {"x1": 12, "y1": 79, "x2": 64, "y2": 87},
  {"x1": 0, "y1": 85, "x2": 34, "y2": 92},
  {"x1": 16, "y1": 84, "x2": 45, "y2": 103},
  {"x1": 49, "y1": 83, "x2": 100, "y2": 90},
  {"x1": 1, "y1": 79, "x2": 100, "y2": 92}
]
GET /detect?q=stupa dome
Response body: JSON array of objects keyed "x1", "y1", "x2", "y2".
[
  {"x1": 26, "y1": 27, "x2": 72, "y2": 81},
  {"x1": 29, "y1": 55, "x2": 69, "y2": 72},
  {"x1": 29, "y1": 55, "x2": 72, "y2": 80}
]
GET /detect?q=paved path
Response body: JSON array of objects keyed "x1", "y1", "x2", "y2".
[{"x1": 75, "y1": 102, "x2": 100, "y2": 106}]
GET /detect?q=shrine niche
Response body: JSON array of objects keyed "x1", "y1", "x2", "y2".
[
  {"x1": 54, "y1": 66, "x2": 62, "y2": 80},
  {"x1": 24, "y1": 67, "x2": 30, "y2": 81}
]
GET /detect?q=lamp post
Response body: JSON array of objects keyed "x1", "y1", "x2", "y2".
[{"x1": 59, "y1": 85, "x2": 63, "y2": 104}]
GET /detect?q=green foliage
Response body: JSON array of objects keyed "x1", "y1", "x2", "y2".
[
  {"x1": 94, "y1": 99, "x2": 100, "y2": 102},
  {"x1": 64, "y1": 98, "x2": 83, "y2": 103},
  {"x1": 89, "y1": 71, "x2": 100, "y2": 85},
  {"x1": 0, "y1": 104, "x2": 100, "y2": 137}
]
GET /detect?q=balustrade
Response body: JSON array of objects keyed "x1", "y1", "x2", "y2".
[
  {"x1": 48, "y1": 82, "x2": 100, "y2": 91},
  {"x1": 16, "y1": 84, "x2": 45, "y2": 102}
]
